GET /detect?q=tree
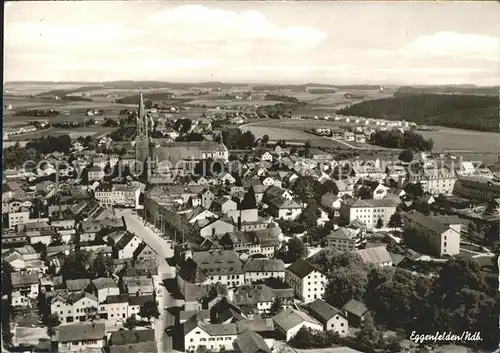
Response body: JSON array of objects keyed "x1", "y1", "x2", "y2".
[
  {"x1": 88, "y1": 253, "x2": 114, "y2": 278},
  {"x1": 45, "y1": 314, "x2": 60, "y2": 338},
  {"x1": 174, "y1": 118, "x2": 193, "y2": 134},
  {"x1": 124, "y1": 315, "x2": 139, "y2": 330},
  {"x1": 324, "y1": 266, "x2": 369, "y2": 308},
  {"x1": 357, "y1": 186, "x2": 372, "y2": 199},
  {"x1": 356, "y1": 313, "x2": 383, "y2": 349},
  {"x1": 285, "y1": 237, "x2": 308, "y2": 263},
  {"x1": 138, "y1": 300, "x2": 160, "y2": 323},
  {"x1": 302, "y1": 200, "x2": 319, "y2": 228},
  {"x1": 261, "y1": 134, "x2": 269, "y2": 146},
  {"x1": 399, "y1": 148, "x2": 414, "y2": 162},
  {"x1": 50, "y1": 232, "x2": 64, "y2": 246},
  {"x1": 240, "y1": 188, "x2": 257, "y2": 210},
  {"x1": 404, "y1": 182, "x2": 424, "y2": 198},
  {"x1": 293, "y1": 176, "x2": 315, "y2": 202},
  {"x1": 388, "y1": 212, "x2": 403, "y2": 229},
  {"x1": 269, "y1": 297, "x2": 283, "y2": 316},
  {"x1": 60, "y1": 250, "x2": 93, "y2": 281},
  {"x1": 375, "y1": 217, "x2": 383, "y2": 229}
]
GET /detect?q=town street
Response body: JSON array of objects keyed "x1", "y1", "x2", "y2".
[{"x1": 118, "y1": 210, "x2": 182, "y2": 353}]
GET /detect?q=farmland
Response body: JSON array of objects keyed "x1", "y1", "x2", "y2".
[{"x1": 7, "y1": 127, "x2": 118, "y2": 141}]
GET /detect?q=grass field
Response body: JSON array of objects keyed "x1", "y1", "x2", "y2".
[
  {"x1": 187, "y1": 99, "x2": 284, "y2": 106},
  {"x1": 420, "y1": 127, "x2": 500, "y2": 154},
  {"x1": 7, "y1": 126, "x2": 118, "y2": 141}
]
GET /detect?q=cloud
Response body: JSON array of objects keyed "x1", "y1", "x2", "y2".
[
  {"x1": 148, "y1": 5, "x2": 327, "y2": 49},
  {"x1": 377, "y1": 67, "x2": 496, "y2": 75},
  {"x1": 370, "y1": 32, "x2": 499, "y2": 61},
  {"x1": 5, "y1": 22, "x2": 130, "y2": 48}
]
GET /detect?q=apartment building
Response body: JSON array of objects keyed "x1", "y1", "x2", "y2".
[
  {"x1": 326, "y1": 228, "x2": 357, "y2": 252},
  {"x1": 409, "y1": 168, "x2": 457, "y2": 196},
  {"x1": 94, "y1": 183, "x2": 141, "y2": 208},
  {"x1": 453, "y1": 177, "x2": 500, "y2": 202},
  {"x1": 401, "y1": 210, "x2": 461, "y2": 257},
  {"x1": 340, "y1": 198, "x2": 398, "y2": 230},
  {"x1": 243, "y1": 259, "x2": 285, "y2": 284},
  {"x1": 50, "y1": 292, "x2": 99, "y2": 323},
  {"x1": 285, "y1": 259, "x2": 326, "y2": 303}
]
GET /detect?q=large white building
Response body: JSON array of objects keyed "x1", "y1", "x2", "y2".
[
  {"x1": 94, "y1": 183, "x2": 141, "y2": 208},
  {"x1": 285, "y1": 258, "x2": 326, "y2": 303},
  {"x1": 401, "y1": 210, "x2": 461, "y2": 257},
  {"x1": 340, "y1": 198, "x2": 398, "y2": 230}
]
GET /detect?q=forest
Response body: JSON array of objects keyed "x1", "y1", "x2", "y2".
[{"x1": 338, "y1": 94, "x2": 499, "y2": 132}]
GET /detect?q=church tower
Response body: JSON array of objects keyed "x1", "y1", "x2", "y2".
[{"x1": 135, "y1": 90, "x2": 150, "y2": 170}]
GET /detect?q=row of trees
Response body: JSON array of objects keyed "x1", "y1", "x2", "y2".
[
  {"x1": 221, "y1": 129, "x2": 256, "y2": 150},
  {"x1": 13, "y1": 109, "x2": 60, "y2": 117},
  {"x1": 370, "y1": 130, "x2": 434, "y2": 151},
  {"x1": 264, "y1": 94, "x2": 301, "y2": 103}
]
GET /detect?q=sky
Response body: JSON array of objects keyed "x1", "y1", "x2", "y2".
[{"x1": 4, "y1": 1, "x2": 500, "y2": 85}]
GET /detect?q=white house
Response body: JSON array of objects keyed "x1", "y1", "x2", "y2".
[
  {"x1": 285, "y1": 258, "x2": 326, "y2": 303},
  {"x1": 183, "y1": 316, "x2": 238, "y2": 352},
  {"x1": 273, "y1": 308, "x2": 323, "y2": 341}
]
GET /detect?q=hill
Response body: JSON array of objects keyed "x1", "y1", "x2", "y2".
[
  {"x1": 338, "y1": 94, "x2": 499, "y2": 132},
  {"x1": 395, "y1": 85, "x2": 498, "y2": 96}
]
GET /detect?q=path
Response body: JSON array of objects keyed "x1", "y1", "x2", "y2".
[{"x1": 119, "y1": 209, "x2": 181, "y2": 353}]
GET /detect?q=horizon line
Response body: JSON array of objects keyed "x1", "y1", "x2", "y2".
[{"x1": 4, "y1": 80, "x2": 499, "y2": 88}]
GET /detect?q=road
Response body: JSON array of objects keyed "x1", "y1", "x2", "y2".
[{"x1": 118, "y1": 209, "x2": 182, "y2": 353}]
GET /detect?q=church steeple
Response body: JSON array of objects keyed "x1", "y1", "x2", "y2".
[{"x1": 138, "y1": 89, "x2": 145, "y2": 122}]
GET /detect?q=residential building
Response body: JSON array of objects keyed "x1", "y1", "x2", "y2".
[
  {"x1": 234, "y1": 329, "x2": 271, "y2": 353},
  {"x1": 304, "y1": 299, "x2": 349, "y2": 335},
  {"x1": 326, "y1": 228, "x2": 357, "y2": 252},
  {"x1": 183, "y1": 315, "x2": 238, "y2": 352},
  {"x1": 87, "y1": 166, "x2": 105, "y2": 181},
  {"x1": 243, "y1": 259, "x2": 285, "y2": 284},
  {"x1": 453, "y1": 177, "x2": 500, "y2": 202},
  {"x1": 273, "y1": 308, "x2": 323, "y2": 341},
  {"x1": 353, "y1": 246, "x2": 393, "y2": 267},
  {"x1": 321, "y1": 192, "x2": 342, "y2": 216},
  {"x1": 410, "y1": 168, "x2": 457, "y2": 196},
  {"x1": 113, "y1": 232, "x2": 142, "y2": 259},
  {"x1": 401, "y1": 211, "x2": 461, "y2": 257},
  {"x1": 11, "y1": 272, "x2": 39, "y2": 302},
  {"x1": 232, "y1": 284, "x2": 294, "y2": 315},
  {"x1": 342, "y1": 299, "x2": 368, "y2": 328},
  {"x1": 56, "y1": 323, "x2": 106, "y2": 352},
  {"x1": 94, "y1": 183, "x2": 141, "y2": 208},
  {"x1": 340, "y1": 198, "x2": 398, "y2": 230},
  {"x1": 285, "y1": 259, "x2": 326, "y2": 303},
  {"x1": 50, "y1": 292, "x2": 99, "y2": 323},
  {"x1": 91, "y1": 277, "x2": 120, "y2": 303},
  {"x1": 268, "y1": 197, "x2": 302, "y2": 220}
]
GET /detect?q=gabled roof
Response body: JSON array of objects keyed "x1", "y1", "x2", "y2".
[
  {"x1": 353, "y1": 246, "x2": 392, "y2": 265},
  {"x1": 306, "y1": 299, "x2": 345, "y2": 323},
  {"x1": 286, "y1": 258, "x2": 322, "y2": 279},
  {"x1": 243, "y1": 259, "x2": 285, "y2": 273},
  {"x1": 109, "y1": 329, "x2": 155, "y2": 346},
  {"x1": 327, "y1": 228, "x2": 353, "y2": 240},
  {"x1": 66, "y1": 278, "x2": 91, "y2": 292},
  {"x1": 273, "y1": 308, "x2": 321, "y2": 332},
  {"x1": 91, "y1": 277, "x2": 119, "y2": 290},
  {"x1": 109, "y1": 342, "x2": 158, "y2": 353},
  {"x1": 57, "y1": 323, "x2": 105, "y2": 343},
  {"x1": 235, "y1": 329, "x2": 271, "y2": 353},
  {"x1": 342, "y1": 299, "x2": 368, "y2": 318}
]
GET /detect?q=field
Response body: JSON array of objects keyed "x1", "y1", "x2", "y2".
[
  {"x1": 186, "y1": 99, "x2": 284, "y2": 106},
  {"x1": 4, "y1": 83, "x2": 84, "y2": 95},
  {"x1": 7, "y1": 127, "x2": 118, "y2": 141}
]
